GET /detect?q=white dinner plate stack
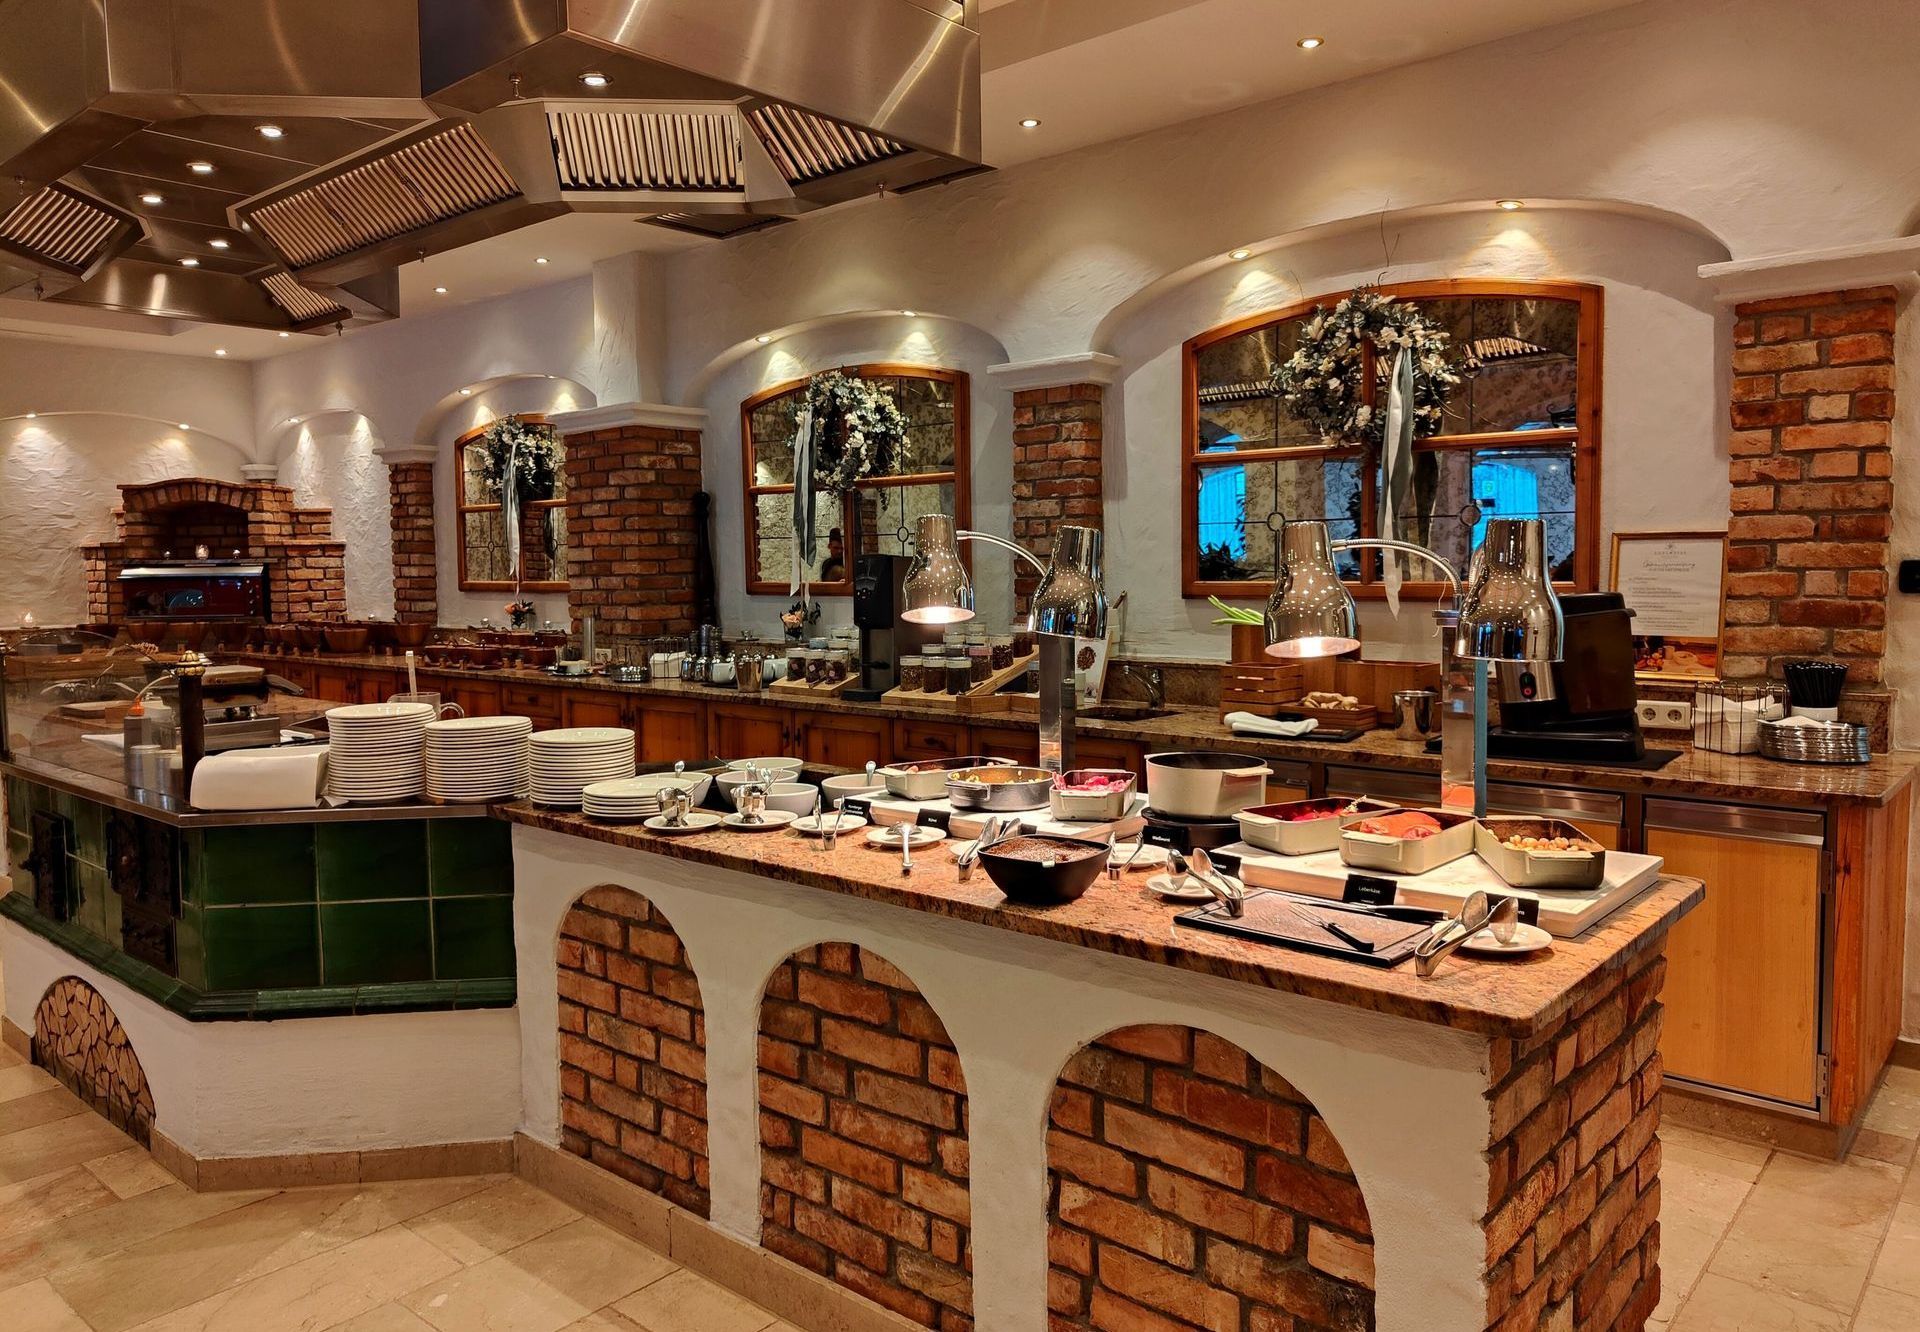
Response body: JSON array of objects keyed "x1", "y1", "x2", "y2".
[
  {"x1": 582, "y1": 777, "x2": 672, "y2": 822},
  {"x1": 529, "y1": 727, "x2": 636, "y2": 807},
  {"x1": 423, "y1": 715, "x2": 533, "y2": 802},
  {"x1": 325, "y1": 701, "x2": 434, "y2": 803}
]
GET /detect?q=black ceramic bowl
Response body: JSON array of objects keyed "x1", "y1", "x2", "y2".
[{"x1": 979, "y1": 833, "x2": 1110, "y2": 905}]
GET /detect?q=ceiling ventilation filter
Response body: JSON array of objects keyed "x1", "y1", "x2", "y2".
[
  {"x1": 260, "y1": 272, "x2": 351, "y2": 325},
  {"x1": 548, "y1": 108, "x2": 745, "y2": 192},
  {"x1": 746, "y1": 105, "x2": 911, "y2": 184},
  {"x1": 0, "y1": 185, "x2": 132, "y2": 276}
]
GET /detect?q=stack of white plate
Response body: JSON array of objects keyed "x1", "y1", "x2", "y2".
[
  {"x1": 582, "y1": 776, "x2": 676, "y2": 822},
  {"x1": 423, "y1": 715, "x2": 533, "y2": 802},
  {"x1": 325, "y1": 701, "x2": 434, "y2": 803},
  {"x1": 530, "y1": 727, "x2": 636, "y2": 807}
]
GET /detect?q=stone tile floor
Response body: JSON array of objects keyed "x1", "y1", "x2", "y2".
[{"x1": 3, "y1": 1016, "x2": 1919, "y2": 1330}]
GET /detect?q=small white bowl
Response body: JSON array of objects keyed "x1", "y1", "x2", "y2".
[
  {"x1": 716, "y1": 771, "x2": 818, "y2": 814},
  {"x1": 821, "y1": 774, "x2": 886, "y2": 808},
  {"x1": 727, "y1": 756, "x2": 805, "y2": 776}
]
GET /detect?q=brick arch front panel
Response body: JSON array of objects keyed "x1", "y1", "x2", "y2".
[
  {"x1": 758, "y1": 942, "x2": 972, "y2": 1330},
  {"x1": 556, "y1": 886, "x2": 710, "y2": 1216},
  {"x1": 33, "y1": 977, "x2": 155, "y2": 1146},
  {"x1": 1047, "y1": 1024, "x2": 1376, "y2": 1332}
]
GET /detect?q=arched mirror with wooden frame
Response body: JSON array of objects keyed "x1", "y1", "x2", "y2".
[
  {"x1": 1182, "y1": 279, "x2": 1602, "y2": 600},
  {"x1": 455, "y1": 415, "x2": 570, "y2": 592},
  {"x1": 742, "y1": 365, "x2": 972, "y2": 597}
]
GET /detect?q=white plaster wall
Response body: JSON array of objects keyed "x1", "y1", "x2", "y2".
[
  {"x1": 512, "y1": 826, "x2": 1491, "y2": 1332},
  {"x1": 1103, "y1": 208, "x2": 1730, "y2": 659},
  {"x1": 0, "y1": 920, "x2": 522, "y2": 1156},
  {"x1": 274, "y1": 414, "x2": 394, "y2": 620},
  {"x1": 699, "y1": 316, "x2": 1014, "y2": 640}
]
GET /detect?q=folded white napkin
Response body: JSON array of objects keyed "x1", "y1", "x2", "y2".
[{"x1": 1224, "y1": 711, "x2": 1319, "y2": 738}]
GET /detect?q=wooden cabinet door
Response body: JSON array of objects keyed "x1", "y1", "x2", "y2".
[
  {"x1": 893, "y1": 718, "x2": 969, "y2": 763},
  {"x1": 501, "y1": 683, "x2": 561, "y2": 728},
  {"x1": 446, "y1": 679, "x2": 502, "y2": 718},
  {"x1": 635, "y1": 698, "x2": 706, "y2": 766},
  {"x1": 800, "y1": 712, "x2": 889, "y2": 771},
  {"x1": 1648, "y1": 823, "x2": 1823, "y2": 1106},
  {"x1": 355, "y1": 670, "x2": 401, "y2": 705},
  {"x1": 1074, "y1": 737, "x2": 1144, "y2": 775},
  {"x1": 563, "y1": 692, "x2": 627, "y2": 731},
  {"x1": 309, "y1": 666, "x2": 355, "y2": 701},
  {"x1": 709, "y1": 702, "x2": 788, "y2": 762},
  {"x1": 969, "y1": 725, "x2": 1039, "y2": 767}
]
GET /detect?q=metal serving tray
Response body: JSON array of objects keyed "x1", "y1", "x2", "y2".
[
  {"x1": 1337, "y1": 808, "x2": 1478, "y2": 875},
  {"x1": 1474, "y1": 818, "x2": 1607, "y2": 891}
]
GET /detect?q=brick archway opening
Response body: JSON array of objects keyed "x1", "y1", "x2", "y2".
[{"x1": 33, "y1": 976, "x2": 155, "y2": 1146}]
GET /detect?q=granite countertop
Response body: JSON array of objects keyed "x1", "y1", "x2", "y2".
[
  {"x1": 500, "y1": 801, "x2": 1701, "y2": 1040},
  {"x1": 271, "y1": 650, "x2": 1917, "y2": 808}
]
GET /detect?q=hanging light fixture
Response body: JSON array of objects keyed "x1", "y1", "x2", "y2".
[
  {"x1": 1262, "y1": 521, "x2": 1359, "y2": 659},
  {"x1": 1032, "y1": 526, "x2": 1107, "y2": 640},
  {"x1": 1454, "y1": 518, "x2": 1563, "y2": 663},
  {"x1": 901, "y1": 514, "x2": 975, "y2": 625}
]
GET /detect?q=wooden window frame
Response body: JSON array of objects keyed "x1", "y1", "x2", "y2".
[
  {"x1": 741, "y1": 364, "x2": 972, "y2": 597},
  {"x1": 454, "y1": 415, "x2": 569, "y2": 593},
  {"x1": 1181, "y1": 278, "x2": 1603, "y2": 601}
]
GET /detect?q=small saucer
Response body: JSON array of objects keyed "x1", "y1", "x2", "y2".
[
  {"x1": 722, "y1": 810, "x2": 799, "y2": 832},
  {"x1": 1457, "y1": 922, "x2": 1553, "y2": 957},
  {"x1": 1112, "y1": 843, "x2": 1171, "y2": 872},
  {"x1": 791, "y1": 814, "x2": 870, "y2": 835},
  {"x1": 866, "y1": 824, "x2": 947, "y2": 848},
  {"x1": 1146, "y1": 872, "x2": 1219, "y2": 903},
  {"x1": 644, "y1": 811, "x2": 724, "y2": 835}
]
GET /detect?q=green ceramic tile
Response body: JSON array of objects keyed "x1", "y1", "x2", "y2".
[
  {"x1": 320, "y1": 900, "x2": 432, "y2": 985},
  {"x1": 186, "y1": 826, "x2": 315, "y2": 906},
  {"x1": 355, "y1": 981, "x2": 460, "y2": 1014},
  {"x1": 203, "y1": 904, "x2": 319, "y2": 990},
  {"x1": 451, "y1": 978, "x2": 518, "y2": 1009},
  {"x1": 426, "y1": 820, "x2": 513, "y2": 897},
  {"x1": 70, "y1": 802, "x2": 105, "y2": 869},
  {"x1": 74, "y1": 861, "x2": 109, "y2": 942},
  {"x1": 252, "y1": 987, "x2": 360, "y2": 1019},
  {"x1": 433, "y1": 896, "x2": 516, "y2": 980},
  {"x1": 316, "y1": 821, "x2": 428, "y2": 902},
  {"x1": 175, "y1": 903, "x2": 207, "y2": 991}
]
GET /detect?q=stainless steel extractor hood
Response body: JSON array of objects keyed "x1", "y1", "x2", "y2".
[{"x1": 0, "y1": 0, "x2": 982, "y2": 330}]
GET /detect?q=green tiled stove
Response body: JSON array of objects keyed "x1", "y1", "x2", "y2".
[{"x1": 3, "y1": 776, "x2": 516, "y2": 1020}]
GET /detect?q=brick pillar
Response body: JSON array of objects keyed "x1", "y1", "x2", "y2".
[
  {"x1": 384, "y1": 457, "x2": 438, "y2": 624},
  {"x1": 554, "y1": 404, "x2": 709, "y2": 641},
  {"x1": 1011, "y1": 384, "x2": 1106, "y2": 610},
  {"x1": 1722, "y1": 286, "x2": 1897, "y2": 682}
]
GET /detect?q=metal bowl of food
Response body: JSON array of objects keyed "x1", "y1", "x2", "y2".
[
  {"x1": 882, "y1": 755, "x2": 1014, "y2": 801},
  {"x1": 946, "y1": 765, "x2": 1055, "y2": 811}
]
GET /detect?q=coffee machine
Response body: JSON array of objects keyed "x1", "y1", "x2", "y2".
[
  {"x1": 1486, "y1": 592, "x2": 1646, "y2": 762},
  {"x1": 848, "y1": 553, "x2": 939, "y2": 700}
]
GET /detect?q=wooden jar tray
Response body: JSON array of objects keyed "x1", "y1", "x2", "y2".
[
  {"x1": 880, "y1": 652, "x2": 1036, "y2": 714},
  {"x1": 771, "y1": 674, "x2": 857, "y2": 698}
]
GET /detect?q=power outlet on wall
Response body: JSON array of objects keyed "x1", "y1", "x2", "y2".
[{"x1": 1635, "y1": 700, "x2": 1693, "y2": 731}]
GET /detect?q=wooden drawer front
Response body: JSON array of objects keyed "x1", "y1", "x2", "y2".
[
  {"x1": 1648, "y1": 825, "x2": 1822, "y2": 1107},
  {"x1": 502, "y1": 684, "x2": 554, "y2": 715},
  {"x1": 801, "y1": 715, "x2": 889, "y2": 771},
  {"x1": 309, "y1": 667, "x2": 356, "y2": 702},
  {"x1": 447, "y1": 681, "x2": 502, "y2": 718},
  {"x1": 1264, "y1": 784, "x2": 1309, "y2": 805},
  {"x1": 969, "y1": 726, "x2": 1039, "y2": 767},
  {"x1": 892, "y1": 719, "x2": 968, "y2": 763},
  {"x1": 355, "y1": 671, "x2": 401, "y2": 705},
  {"x1": 562, "y1": 693, "x2": 627, "y2": 730},
  {"x1": 637, "y1": 699, "x2": 705, "y2": 766}
]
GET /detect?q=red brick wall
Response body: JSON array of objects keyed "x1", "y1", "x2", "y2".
[
  {"x1": 1482, "y1": 951, "x2": 1667, "y2": 1331},
  {"x1": 758, "y1": 944, "x2": 972, "y2": 1330},
  {"x1": 562, "y1": 423, "x2": 703, "y2": 638},
  {"x1": 1046, "y1": 1024, "x2": 1374, "y2": 1332},
  {"x1": 387, "y1": 461, "x2": 437, "y2": 623},
  {"x1": 1012, "y1": 385, "x2": 1105, "y2": 610},
  {"x1": 1723, "y1": 286, "x2": 1897, "y2": 682},
  {"x1": 557, "y1": 886, "x2": 710, "y2": 1216}
]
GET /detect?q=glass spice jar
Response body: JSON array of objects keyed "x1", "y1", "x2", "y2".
[
  {"x1": 968, "y1": 644, "x2": 991, "y2": 684},
  {"x1": 1013, "y1": 628, "x2": 1037, "y2": 657},
  {"x1": 826, "y1": 650, "x2": 849, "y2": 684},
  {"x1": 990, "y1": 634, "x2": 1015, "y2": 671},
  {"x1": 924, "y1": 656, "x2": 946, "y2": 692},
  {"x1": 805, "y1": 648, "x2": 826, "y2": 685},
  {"x1": 946, "y1": 656, "x2": 972, "y2": 695},
  {"x1": 897, "y1": 655, "x2": 925, "y2": 692},
  {"x1": 786, "y1": 644, "x2": 808, "y2": 681}
]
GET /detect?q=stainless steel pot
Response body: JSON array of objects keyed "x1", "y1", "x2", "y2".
[
  {"x1": 1392, "y1": 689, "x2": 1439, "y2": 741},
  {"x1": 1143, "y1": 752, "x2": 1271, "y2": 820}
]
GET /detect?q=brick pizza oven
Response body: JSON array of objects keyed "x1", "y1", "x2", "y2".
[{"x1": 82, "y1": 477, "x2": 346, "y2": 624}]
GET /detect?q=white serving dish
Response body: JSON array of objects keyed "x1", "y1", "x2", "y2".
[
  {"x1": 1338, "y1": 808, "x2": 1478, "y2": 875},
  {"x1": 1047, "y1": 769, "x2": 1138, "y2": 822},
  {"x1": 1143, "y1": 751, "x2": 1271, "y2": 820},
  {"x1": 1234, "y1": 797, "x2": 1398, "y2": 856},
  {"x1": 716, "y1": 770, "x2": 814, "y2": 811},
  {"x1": 190, "y1": 745, "x2": 329, "y2": 810},
  {"x1": 821, "y1": 773, "x2": 886, "y2": 807},
  {"x1": 727, "y1": 755, "x2": 805, "y2": 776},
  {"x1": 1474, "y1": 819, "x2": 1607, "y2": 891}
]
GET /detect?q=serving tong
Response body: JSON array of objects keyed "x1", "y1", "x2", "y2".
[
  {"x1": 1414, "y1": 891, "x2": 1519, "y2": 977},
  {"x1": 954, "y1": 814, "x2": 1020, "y2": 882}
]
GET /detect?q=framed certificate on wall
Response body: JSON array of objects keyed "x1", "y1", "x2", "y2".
[{"x1": 1609, "y1": 531, "x2": 1728, "y2": 680}]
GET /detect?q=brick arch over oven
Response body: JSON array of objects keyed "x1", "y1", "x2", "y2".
[
  {"x1": 757, "y1": 942, "x2": 972, "y2": 1330},
  {"x1": 1046, "y1": 1024, "x2": 1375, "y2": 1331},
  {"x1": 33, "y1": 976, "x2": 156, "y2": 1147},
  {"x1": 555, "y1": 885, "x2": 710, "y2": 1216}
]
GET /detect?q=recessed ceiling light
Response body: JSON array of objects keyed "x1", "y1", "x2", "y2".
[
  {"x1": 256, "y1": 123, "x2": 285, "y2": 139},
  {"x1": 1296, "y1": 36, "x2": 1324, "y2": 49},
  {"x1": 140, "y1": 192, "x2": 164, "y2": 205},
  {"x1": 286, "y1": 417, "x2": 298, "y2": 425},
  {"x1": 1018, "y1": 117, "x2": 1041, "y2": 129},
  {"x1": 1496, "y1": 198, "x2": 1525, "y2": 211},
  {"x1": 434, "y1": 285, "x2": 448, "y2": 294},
  {"x1": 579, "y1": 71, "x2": 610, "y2": 88},
  {"x1": 188, "y1": 160, "x2": 215, "y2": 175},
  {"x1": 459, "y1": 388, "x2": 473, "y2": 396},
  {"x1": 214, "y1": 348, "x2": 227, "y2": 356},
  {"x1": 177, "y1": 423, "x2": 191, "y2": 431},
  {"x1": 535, "y1": 256, "x2": 549, "y2": 265},
  {"x1": 755, "y1": 334, "x2": 772, "y2": 344},
  {"x1": 208, "y1": 238, "x2": 230, "y2": 250},
  {"x1": 278, "y1": 331, "x2": 291, "y2": 338},
  {"x1": 178, "y1": 257, "x2": 199, "y2": 267},
  {"x1": 24, "y1": 412, "x2": 36, "y2": 419},
  {"x1": 901, "y1": 309, "x2": 917, "y2": 317},
  {"x1": 1228, "y1": 248, "x2": 1252, "y2": 261}
]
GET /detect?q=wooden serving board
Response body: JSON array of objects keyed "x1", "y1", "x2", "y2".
[
  {"x1": 771, "y1": 674, "x2": 857, "y2": 698},
  {"x1": 880, "y1": 653, "x2": 1036, "y2": 714}
]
